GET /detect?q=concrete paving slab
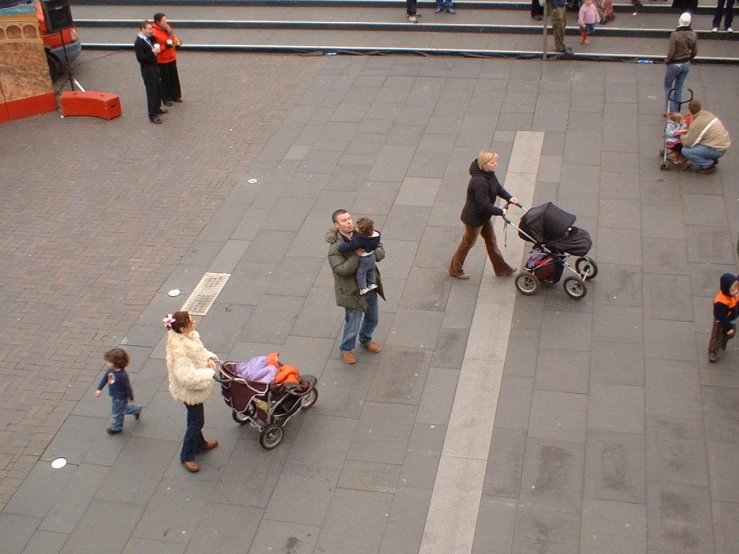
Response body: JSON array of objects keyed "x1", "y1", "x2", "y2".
[
  {"x1": 646, "y1": 481, "x2": 714, "y2": 554},
  {"x1": 39, "y1": 463, "x2": 109, "y2": 534},
  {"x1": 20, "y1": 530, "x2": 68, "y2": 554},
  {"x1": 580, "y1": 498, "x2": 647, "y2": 554},
  {"x1": 248, "y1": 519, "x2": 319, "y2": 554},
  {"x1": 316, "y1": 488, "x2": 394, "y2": 554},
  {"x1": 348, "y1": 402, "x2": 417, "y2": 465},
  {"x1": 511, "y1": 505, "x2": 581, "y2": 554},
  {"x1": 60, "y1": 500, "x2": 145, "y2": 554},
  {"x1": 584, "y1": 429, "x2": 647, "y2": 505},
  {"x1": 0, "y1": 513, "x2": 42, "y2": 554},
  {"x1": 712, "y1": 501, "x2": 739, "y2": 554},
  {"x1": 263, "y1": 463, "x2": 341, "y2": 527},
  {"x1": 211, "y1": 439, "x2": 288, "y2": 509}
]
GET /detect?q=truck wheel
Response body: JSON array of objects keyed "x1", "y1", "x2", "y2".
[{"x1": 46, "y1": 53, "x2": 61, "y2": 81}]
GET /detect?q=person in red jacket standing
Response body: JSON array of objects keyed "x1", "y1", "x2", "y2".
[{"x1": 152, "y1": 13, "x2": 182, "y2": 105}]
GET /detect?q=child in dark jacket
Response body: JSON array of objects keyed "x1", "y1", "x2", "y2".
[
  {"x1": 708, "y1": 273, "x2": 739, "y2": 362},
  {"x1": 338, "y1": 216, "x2": 381, "y2": 295},
  {"x1": 95, "y1": 348, "x2": 142, "y2": 434}
]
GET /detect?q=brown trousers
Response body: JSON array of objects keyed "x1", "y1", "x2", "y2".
[
  {"x1": 708, "y1": 320, "x2": 734, "y2": 360},
  {"x1": 449, "y1": 221, "x2": 513, "y2": 277}
]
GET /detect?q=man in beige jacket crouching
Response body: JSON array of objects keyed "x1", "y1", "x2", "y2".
[{"x1": 678, "y1": 100, "x2": 732, "y2": 174}]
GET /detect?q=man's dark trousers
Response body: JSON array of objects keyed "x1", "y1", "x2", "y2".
[{"x1": 141, "y1": 64, "x2": 161, "y2": 118}]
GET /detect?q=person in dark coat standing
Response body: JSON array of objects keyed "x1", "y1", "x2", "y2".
[
  {"x1": 134, "y1": 21, "x2": 167, "y2": 124},
  {"x1": 449, "y1": 151, "x2": 518, "y2": 279}
]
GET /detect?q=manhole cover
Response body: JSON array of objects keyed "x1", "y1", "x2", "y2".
[{"x1": 181, "y1": 273, "x2": 231, "y2": 316}]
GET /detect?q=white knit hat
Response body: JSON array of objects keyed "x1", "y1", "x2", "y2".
[{"x1": 678, "y1": 12, "x2": 691, "y2": 27}]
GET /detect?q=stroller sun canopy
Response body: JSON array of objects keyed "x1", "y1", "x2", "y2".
[{"x1": 519, "y1": 202, "x2": 577, "y2": 244}]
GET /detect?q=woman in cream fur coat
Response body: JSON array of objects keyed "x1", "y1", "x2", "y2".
[{"x1": 164, "y1": 310, "x2": 219, "y2": 473}]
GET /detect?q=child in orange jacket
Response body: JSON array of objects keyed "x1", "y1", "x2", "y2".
[{"x1": 708, "y1": 273, "x2": 739, "y2": 362}]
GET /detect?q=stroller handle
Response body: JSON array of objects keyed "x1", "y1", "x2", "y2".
[{"x1": 504, "y1": 200, "x2": 526, "y2": 212}]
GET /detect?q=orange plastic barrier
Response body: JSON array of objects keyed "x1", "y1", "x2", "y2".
[{"x1": 60, "y1": 91, "x2": 121, "y2": 120}]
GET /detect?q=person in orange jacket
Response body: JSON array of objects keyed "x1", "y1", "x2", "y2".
[{"x1": 152, "y1": 13, "x2": 182, "y2": 105}]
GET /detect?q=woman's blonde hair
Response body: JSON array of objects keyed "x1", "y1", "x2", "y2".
[{"x1": 477, "y1": 150, "x2": 498, "y2": 170}]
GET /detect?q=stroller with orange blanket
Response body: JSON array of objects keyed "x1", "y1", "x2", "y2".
[{"x1": 214, "y1": 353, "x2": 318, "y2": 449}]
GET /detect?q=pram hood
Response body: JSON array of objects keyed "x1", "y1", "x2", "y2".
[
  {"x1": 517, "y1": 202, "x2": 593, "y2": 256},
  {"x1": 518, "y1": 202, "x2": 577, "y2": 244}
]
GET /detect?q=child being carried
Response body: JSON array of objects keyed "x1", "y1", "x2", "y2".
[{"x1": 338, "y1": 216, "x2": 381, "y2": 295}]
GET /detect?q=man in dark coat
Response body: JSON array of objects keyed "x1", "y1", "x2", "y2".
[
  {"x1": 326, "y1": 209, "x2": 385, "y2": 365},
  {"x1": 134, "y1": 21, "x2": 167, "y2": 124}
]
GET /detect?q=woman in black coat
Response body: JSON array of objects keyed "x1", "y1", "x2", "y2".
[{"x1": 448, "y1": 151, "x2": 518, "y2": 279}]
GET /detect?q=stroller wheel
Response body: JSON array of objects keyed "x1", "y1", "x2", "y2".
[
  {"x1": 660, "y1": 161, "x2": 669, "y2": 171},
  {"x1": 563, "y1": 276, "x2": 587, "y2": 300},
  {"x1": 659, "y1": 148, "x2": 665, "y2": 157},
  {"x1": 300, "y1": 387, "x2": 319, "y2": 409},
  {"x1": 515, "y1": 272, "x2": 540, "y2": 296},
  {"x1": 575, "y1": 257, "x2": 599, "y2": 280},
  {"x1": 259, "y1": 424, "x2": 284, "y2": 450}
]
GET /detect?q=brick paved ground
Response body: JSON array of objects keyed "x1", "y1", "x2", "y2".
[{"x1": 0, "y1": 50, "x2": 324, "y2": 509}]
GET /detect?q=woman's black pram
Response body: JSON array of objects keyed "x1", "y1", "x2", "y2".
[
  {"x1": 214, "y1": 358, "x2": 318, "y2": 450},
  {"x1": 504, "y1": 202, "x2": 599, "y2": 299}
]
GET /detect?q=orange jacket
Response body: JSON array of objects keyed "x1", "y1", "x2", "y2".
[
  {"x1": 152, "y1": 23, "x2": 178, "y2": 64},
  {"x1": 266, "y1": 352, "x2": 301, "y2": 384}
]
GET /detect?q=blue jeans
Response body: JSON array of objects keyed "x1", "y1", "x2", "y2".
[
  {"x1": 181, "y1": 402, "x2": 207, "y2": 462},
  {"x1": 436, "y1": 0, "x2": 454, "y2": 8},
  {"x1": 110, "y1": 398, "x2": 141, "y2": 431},
  {"x1": 664, "y1": 62, "x2": 690, "y2": 113},
  {"x1": 357, "y1": 253, "x2": 376, "y2": 290},
  {"x1": 340, "y1": 290, "x2": 379, "y2": 352},
  {"x1": 584, "y1": 23, "x2": 595, "y2": 34},
  {"x1": 680, "y1": 144, "x2": 725, "y2": 168}
]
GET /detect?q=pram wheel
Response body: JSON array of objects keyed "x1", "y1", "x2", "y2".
[
  {"x1": 515, "y1": 272, "x2": 541, "y2": 296},
  {"x1": 301, "y1": 387, "x2": 318, "y2": 409},
  {"x1": 575, "y1": 257, "x2": 599, "y2": 280},
  {"x1": 660, "y1": 161, "x2": 669, "y2": 171},
  {"x1": 563, "y1": 276, "x2": 587, "y2": 300},
  {"x1": 259, "y1": 424, "x2": 284, "y2": 450}
]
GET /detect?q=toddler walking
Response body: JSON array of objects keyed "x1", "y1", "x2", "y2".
[
  {"x1": 95, "y1": 348, "x2": 141, "y2": 434},
  {"x1": 578, "y1": 0, "x2": 599, "y2": 45},
  {"x1": 338, "y1": 216, "x2": 381, "y2": 295},
  {"x1": 708, "y1": 273, "x2": 739, "y2": 363},
  {"x1": 665, "y1": 112, "x2": 688, "y2": 164}
]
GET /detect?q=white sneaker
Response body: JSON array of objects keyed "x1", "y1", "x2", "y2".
[
  {"x1": 712, "y1": 27, "x2": 718, "y2": 32},
  {"x1": 359, "y1": 287, "x2": 369, "y2": 295},
  {"x1": 728, "y1": 27, "x2": 733, "y2": 32},
  {"x1": 367, "y1": 283, "x2": 378, "y2": 291}
]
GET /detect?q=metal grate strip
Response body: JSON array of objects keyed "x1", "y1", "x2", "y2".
[{"x1": 181, "y1": 272, "x2": 231, "y2": 316}]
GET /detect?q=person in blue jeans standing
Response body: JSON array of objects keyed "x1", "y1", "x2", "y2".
[
  {"x1": 95, "y1": 348, "x2": 141, "y2": 435},
  {"x1": 664, "y1": 12, "x2": 697, "y2": 114},
  {"x1": 435, "y1": 0, "x2": 456, "y2": 14},
  {"x1": 326, "y1": 209, "x2": 385, "y2": 365}
]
